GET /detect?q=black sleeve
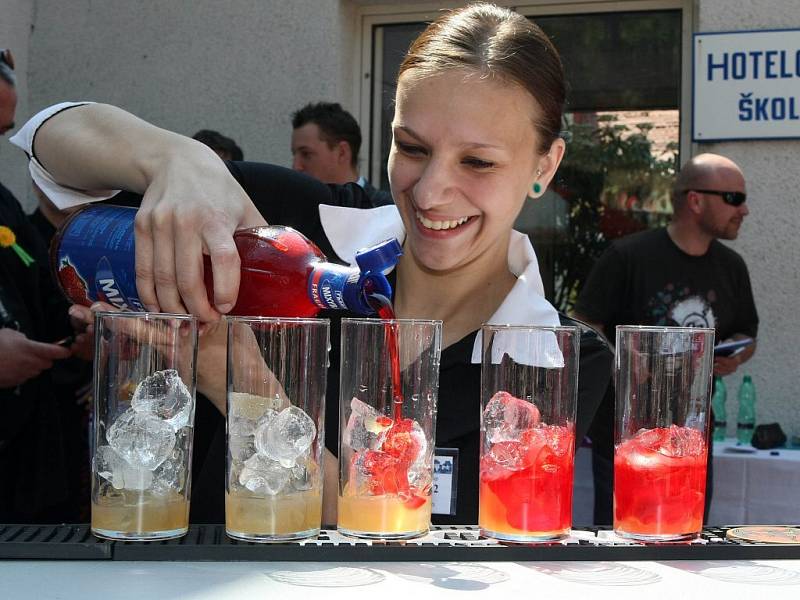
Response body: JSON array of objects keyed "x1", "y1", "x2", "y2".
[
  {"x1": 559, "y1": 314, "x2": 613, "y2": 444},
  {"x1": 573, "y1": 244, "x2": 626, "y2": 333},
  {"x1": 734, "y1": 259, "x2": 759, "y2": 339},
  {"x1": 226, "y1": 161, "x2": 379, "y2": 262}
]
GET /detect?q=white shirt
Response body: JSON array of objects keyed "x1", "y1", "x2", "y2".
[{"x1": 12, "y1": 102, "x2": 562, "y2": 364}]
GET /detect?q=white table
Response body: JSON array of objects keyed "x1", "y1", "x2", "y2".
[
  {"x1": 709, "y1": 439, "x2": 800, "y2": 525},
  {"x1": 3, "y1": 559, "x2": 800, "y2": 599}
]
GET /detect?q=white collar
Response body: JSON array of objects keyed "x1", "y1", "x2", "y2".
[
  {"x1": 318, "y1": 204, "x2": 561, "y2": 364},
  {"x1": 355, "y1": 176, "x2": 368, "y2": 189}
]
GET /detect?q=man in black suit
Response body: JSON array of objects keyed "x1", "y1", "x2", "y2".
[{"x1": 291, "y1": 102, "x2": 393, "y2": 207}]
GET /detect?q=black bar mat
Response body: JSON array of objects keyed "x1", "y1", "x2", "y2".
[
  {"x1": 0, "y1": 524, "x2": 111, "y2": 560},
  {"x1": 2, "y1": 525, "x2": 799, "y2": 562}
]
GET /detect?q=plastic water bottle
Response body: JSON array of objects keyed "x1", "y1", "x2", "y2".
[
  {"x1": 711, "y1": 375, "x2": 727, "y2": 441},
  {"x1": 736, "y1": 375, "x2": 756, "y2": 445},
  {"x1": 50, "y1": 204, "x2": 402, "y2": 316}
]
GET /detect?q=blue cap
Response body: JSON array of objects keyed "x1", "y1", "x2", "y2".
[{"x1": 355, "y1": 238, "x2": 403, "y2": 274}]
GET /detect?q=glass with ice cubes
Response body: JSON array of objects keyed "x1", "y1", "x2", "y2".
[
  {"x1": 614, "y1": 326, "x2": 715, "y2": 542},
  {"x1": 478, "y1": 325, "x2": 579, "y2": 542},
  {"x1": 225, "y1": 317, "x2": 329, "y2": 542},
  {"x1": 91, "y1": 311, "x2": 198, "y2": 540},
  {"x1": 337, "y1": 318, "x2": 442, "y2": 539}
]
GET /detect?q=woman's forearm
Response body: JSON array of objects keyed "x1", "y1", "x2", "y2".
[{"x1": 33, "y1": 103, "x2": 216, "y2": 193}]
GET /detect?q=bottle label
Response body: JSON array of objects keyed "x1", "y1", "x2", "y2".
[
  {"x1": 54, "y1": 205, "x2": 144, "y2": 311},
  {"x1": 737, "y1": 423, "x2": 755, "y2": 430},
  {"x1": 714, "y1": 420, "x2": 727, "y2": 428},
  {"x1": 308, "y1": 264, "x2": 356, "y2": 311}
]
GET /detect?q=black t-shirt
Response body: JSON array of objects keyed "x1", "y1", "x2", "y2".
[
  {"x1": 575, "y1": 228, "x2": 759, "y2": 342},
  {"x1": 112, "y1": 161, "x2": 612, "y2": 525}
]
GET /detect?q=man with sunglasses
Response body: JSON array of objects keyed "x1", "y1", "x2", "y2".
[{"x1": 573, "y1": 152, "x2": 759, "y2": 525}]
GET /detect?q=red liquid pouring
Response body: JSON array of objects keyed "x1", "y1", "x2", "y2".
[{"x1": 367, "y1": 293, "x2": 403, "y2": 421}]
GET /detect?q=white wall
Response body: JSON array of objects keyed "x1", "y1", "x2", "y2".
[
  {"x1": 695, "y1": 0, "x2": 800, "y2": 438},
  {"x1": 4, "y1": 0, "x2": 359, "y2": 206}
]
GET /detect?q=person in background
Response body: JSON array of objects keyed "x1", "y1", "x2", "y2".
[
  {"x1": 14, "y1": 4, "x2": 612, "y2": 526},
  {"x1": 0, "y1": 48, "x2": 91, "y2": 522},
  {"x1": 192, "y1": 129, "x2": 243, "y2": 161},
  {"x1": 291, "y1": 101, "x2": 393, "y2": 207},
  {"x1": 573, "y1": 152, "x2": 759, "y2": 525}
]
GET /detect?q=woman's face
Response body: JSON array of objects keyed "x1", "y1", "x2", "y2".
[{"x1": 388, "y1": 69, "x2": 561, "y2": 274}]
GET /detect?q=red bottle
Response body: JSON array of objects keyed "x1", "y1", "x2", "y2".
[{"x1": 51, "y1": 204, "x2": 401, "y2": 316}]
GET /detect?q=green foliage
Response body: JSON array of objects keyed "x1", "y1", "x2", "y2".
[{"x1": 550, "y1": 114, "x2": 678, "y2": 312}]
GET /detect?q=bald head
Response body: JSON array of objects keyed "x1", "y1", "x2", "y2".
[{"x1": 672, "y1": 153, "x2": 745, "y2": 213}]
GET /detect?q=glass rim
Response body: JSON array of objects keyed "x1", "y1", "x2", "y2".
[
  {"x1": 616, "y1": 325, "x2": 715, "y2": 334},
  {"x1": 482, "y1": 323, "x2": 579, "y2": 334},
  {"x1": 342, "y1": 317, "x2": 442, "y2": 326},
  {"x1": 93, "y1": 310, "x2": 198, "y2": 321},
  {"x1": 224, "y1": 315, "x2": 331, "y2": 326}
]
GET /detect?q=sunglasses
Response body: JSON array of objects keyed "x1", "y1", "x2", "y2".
[
  {"x1": 0, "y1": 48, "x2": 14, "y2": 71},
  {"x1": 688, "y1": 189, "x2": 747, "y2": 207}
]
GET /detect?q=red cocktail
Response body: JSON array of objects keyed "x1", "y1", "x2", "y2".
[
  {"x1": 479, "y1": 391, "x2": 576, "y2": 541},
  {"x1": 614, "y1": 425, "x2": 707, "y2": 541}
]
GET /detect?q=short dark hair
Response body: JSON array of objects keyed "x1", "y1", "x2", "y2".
[
  {"x1": 192, "y1": 129, "x2": 243, "y2": 161},
  {"x1": 291, "y1": 102, "x2": 361, "y2": 168},
  {"x1": 0, "y1": 48, "x2": 16, "y2": 86}
]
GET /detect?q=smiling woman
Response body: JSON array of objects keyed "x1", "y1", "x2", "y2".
[{"x1": 11, "y1": 3, "x2": 611, "y2": 527}]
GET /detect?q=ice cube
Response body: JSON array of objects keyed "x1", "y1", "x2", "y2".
[
  {"x1": 131, "y1": 369, "x2": 194, "y2": 431},
  {"x1": 483, "y1": 391, "x2": 541, "y2": 443},
  {"x1": 656, "y1": 425, "x2": 706, "y2": 458},
  {"x1": 252, "y1": 408, "x2": 278, "y2": 457},
  {"x1": 342, "y1": 397, "x2": 392, "y2": 451},
  {"x1": 256, "y1": 406, "x2": 316, "y2": 465},
  {"x1": 228, "y1": 415, "x2": 258, "y2": 438},
  {"x1": 350, "y1": 449, "x2": 408, "y2": 496},
  {"x1": 229, "y1": 434, "x2": 257, "y2": 465},
  {"x1": 290, "y1": 456, "x2": 319, "y2": 492},
  {"x1": 93, "y1": 445, "x2": 154, "y2": 491},
  {"x1": 107, "y1": 408, "x2": 176, "y2": 471},
  {"x1": 151, "y1": 448, "x2": 186, "y2": 496},
  {"x1": 382, "y1": 418, "x2": 427, "y2": 464},
  {"x1": 239, "y1": 453, "x2": 290, "y2": 495}
]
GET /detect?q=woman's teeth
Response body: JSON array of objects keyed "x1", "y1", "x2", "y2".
[{"x1": 416, "y1": 212, "x2": 470, "y2": 230}]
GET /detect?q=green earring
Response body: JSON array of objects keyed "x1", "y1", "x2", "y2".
[{"x1": 532, "y1": 182, "x2": 542, "y2": 194}]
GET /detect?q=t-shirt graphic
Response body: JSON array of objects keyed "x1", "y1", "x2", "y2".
[{"x1": 648, "y1": 283, "x2": 717, "y2": 329}]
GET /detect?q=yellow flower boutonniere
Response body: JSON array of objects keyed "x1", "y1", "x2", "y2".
[{"x1": 0, "y1": 225, "x2": 35, "y2": 267}]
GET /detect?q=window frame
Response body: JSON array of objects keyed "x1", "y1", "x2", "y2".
[{"x1": 353, "y1": 0, "x2": 694, "y2": 185}]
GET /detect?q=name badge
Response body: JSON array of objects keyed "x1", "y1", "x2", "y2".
[{"x1": 432, "y1": 447, "x2": 458, "y2": 515}]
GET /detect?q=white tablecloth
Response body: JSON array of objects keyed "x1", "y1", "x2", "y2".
[
  {"x1": 708, "y1": 439, "x2": 800, "y2": 525},
  {"x1": 3, "y1": 559, "x2": 800, "y2": 599}
]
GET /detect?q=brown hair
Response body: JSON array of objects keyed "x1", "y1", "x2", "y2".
[{"x1": 398, "y1": 3, "x2": 565, "y2": 153}]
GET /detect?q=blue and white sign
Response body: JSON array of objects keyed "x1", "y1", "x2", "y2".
[{"x1": 693, "y1": 29, "x2": 800, "y2": 141}]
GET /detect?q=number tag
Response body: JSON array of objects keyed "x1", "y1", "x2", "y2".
[{"x1": 431, "y1": 447, "x2": 458, "y2": 516}]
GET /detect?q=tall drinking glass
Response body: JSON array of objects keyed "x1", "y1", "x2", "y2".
[
  {"x1": 614, "y1": 325, "x2": 715, "y2": 542},
  {"x1": 225, "y1": 317, "x2": 330, "y2": 542},
  {"x1": 91, "y1": 311, "x2": 198, "y2": 541},
  {"x1": 337, "y1": 318, "x2": 442, "y2": 539},
  {"x1": 479, "y1": 325, "x2": 579, "y2": 542}
]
